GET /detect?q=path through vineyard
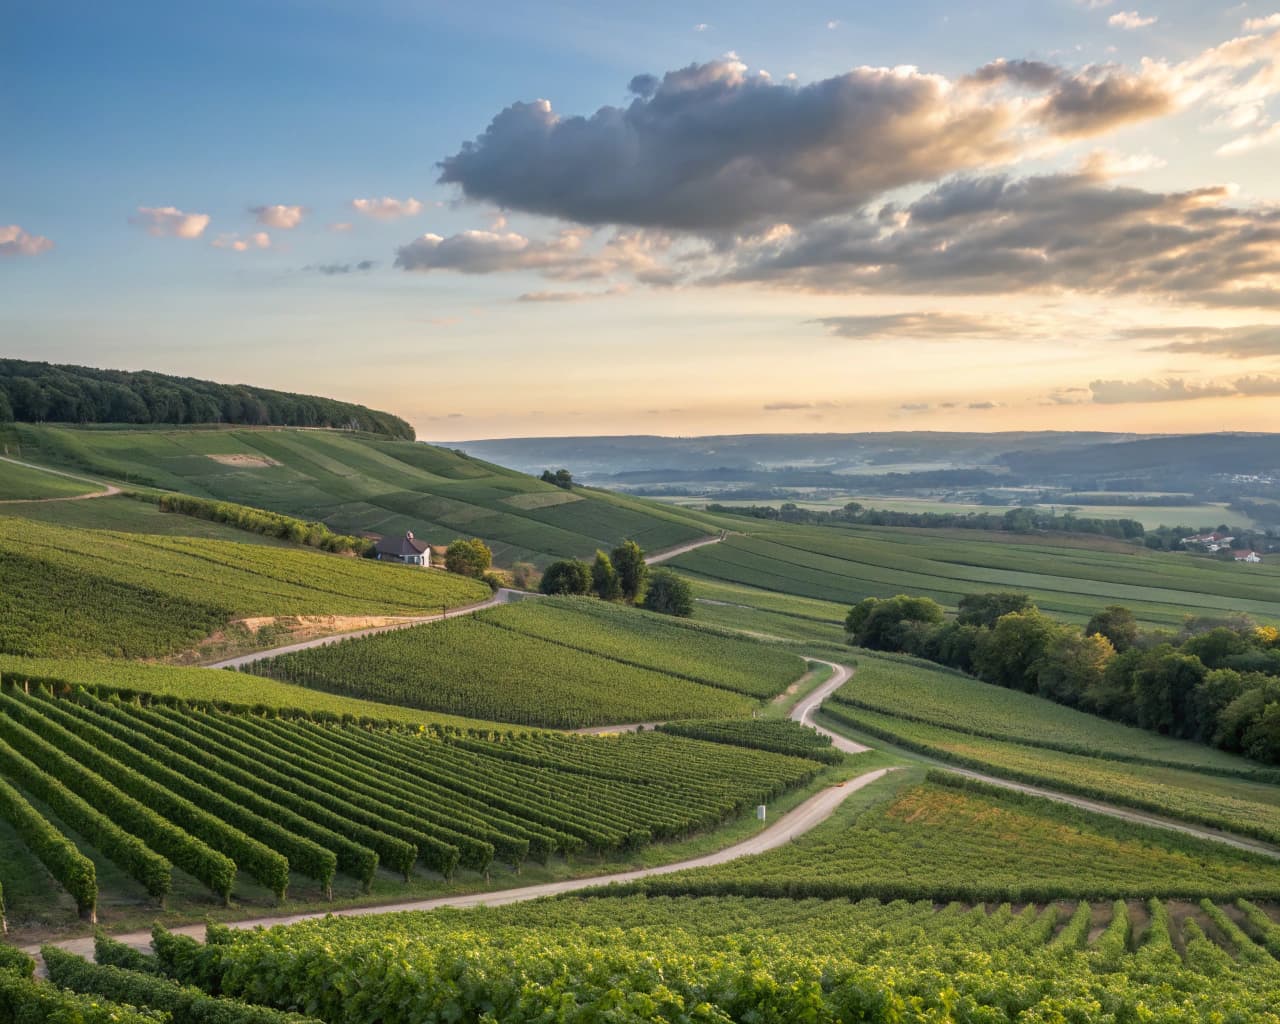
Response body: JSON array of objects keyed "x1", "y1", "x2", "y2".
[{"x1": 0, "y1": 454, "x2": 120, "y2": 503}]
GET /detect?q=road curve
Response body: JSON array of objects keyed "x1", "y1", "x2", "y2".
[
  {"x1": 32, "y1": 767, "x2": 896, "y2": 958},
  {"x1": 790, "y1": 660, "x2": 870, "y2": 754},
  {"x1": 205, "y1": 589, "x2": 526, "y2": 669},
  {"x1": 0, "y1": 454, "x2": 122, "y2": 503},
  {"x1": 645, "y1": 532, "x2": 726, "y2": 565}
]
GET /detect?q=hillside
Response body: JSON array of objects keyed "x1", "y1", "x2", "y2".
[
  {"x1": 2, "y1": 424, "x2": 717, "y2": 566},
  {"x1": 0, "y1": 359, "x2": 414, "y2": 439}
]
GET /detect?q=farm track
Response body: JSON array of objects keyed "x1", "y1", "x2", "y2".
[
  {"x1": 645, "y1": 532, "x2": 727, "y2": 565},
  {"x1": 0, "y1": 455, "x2": 121, "y2": 503}
]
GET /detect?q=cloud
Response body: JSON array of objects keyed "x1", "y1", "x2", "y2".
[
  {"x1": 131, "y1": 206, "x2": 210, "y2": 239},
  {"x1": 211, "y1": 231, "x2": 271, "y2": 251},
  {"x1": 719, "y1": 171, "x2": 1280, "y2": 307},
  {"x1": 1243, "y1": 13, "x2": 1280, "y2": 31},
  {"x1": 1131, "y1": 324, "x2": 1280, "y2": 358},
  {"x1": 763, "y1": 401, "x2": 815, "y2": 411},
  {"x1": 899, "y1": 402, "x2": 931, "y2": 411},
  {"x1": 1089, "y1": 377, "x2": 1242, "y2": 403},
  {"x1": 516, "y1": 286, "x2": 628, "y2": 301},
  {"x1": 693, "y1": 22, "x2": 710, "y2": 31},
  {"x1": 306, "y1": 260, "x2": 377, "y2": 275},
  {"x1": 351, "y1": 196, "x2": 425, "y2": 220},
  {"x1": 437, "y1": 54, "x2": 1186, "y2": 233},
  {"x1": 967, "y1": 400, "x2": 1002, "y2": 409},
  {"x1": 0, "y1": 225, "x2": 54, "y2": 257},
  {"x1": 328, "y1": 221, "x2": 354, "y2": 233},
  {"x1": 251, "y1": 204, "x2": 305, "y2": 229},
  {"x1": 811, "y1": 312, "x2": 1018, "y2": 340},
  {"x1": 1045, "y1": 386, "x2": 1091, "y2": 405},
  {"x1": 1108, "y1": 10, "x2": 1157, "y2": 29}
]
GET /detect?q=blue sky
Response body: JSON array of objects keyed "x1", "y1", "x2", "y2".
[{"x1": 5, "y1": 1, "x2": 1280, "y2": 438}]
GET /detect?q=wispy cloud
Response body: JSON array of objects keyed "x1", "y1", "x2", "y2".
[
  {"x1": 811, "y1": 312, "x2": 1019, "y2": 340},
  {"x1": 351, "y1": 196, "x2": 425, "y2": 220},
  {"x1": 1088, "y1": 376, "x2": 1280, "y2": 403},
  {"x1": 1130, "y1": 324, "x2": 1280, "y2": 358},
  {"x1": 1108, "y1": 10, "x2": 1157, "y2": 29},
  {"x1": 0, "y1": 225, "x2": 54, "y2": 257},
  {"x1": 131, "y1": 206, "x2": 210, "y2": 239},
  {"x1": 211, "y1": 231, "x2": 271, "y2": 251},
  {"x1": 305, "y1": 260, "x2": 376, "y2": 275}
]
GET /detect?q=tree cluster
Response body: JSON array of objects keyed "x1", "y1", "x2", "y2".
[
  {"x1": 539, "y1": 469, "x2": 574, "y2": 489},
  {"x1": 536, "y1": 541, "x2": 693, "y2": 617},
  {"x1": 847, "y1": 591, "x2": 1280, "y2": 764},
  {"x1": 708, "y1": 502, "x2": 1145, "y2": 539},
  {"x1": 0, "y1": 359, "x2": 414, "y2": 439}
]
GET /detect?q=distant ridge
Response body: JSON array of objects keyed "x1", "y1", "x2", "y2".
[{"x1": 0, "y1": 358, "x2": 415, "y2": 440}]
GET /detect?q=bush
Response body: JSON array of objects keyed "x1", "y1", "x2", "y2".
[
  {"x1": 0, "y1": 966, "x2": 159, "y2": 1023},
  {"x1": 641, "y1": 569, "x2": 694, "y2": 617},
  {"x1": 444, "y1": 538, "x2": 492, "y2": 578},
  {"x1": 0, "y1": 944, "x2": 34, "y2": 978},
  {"x1": 540, "y1": 560, "x2": 592, "y2": 595}
]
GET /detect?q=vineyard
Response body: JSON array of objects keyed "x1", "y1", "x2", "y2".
[
  {"x1": 656, "y1": 718, "x2": 843, "y2": 763},
  {"x1": 248, "y1": 599, "x2": 801, "y2": 726},
  {"x1": 822, "y1": 700, "x2": 1280, "y2": 846},
  {"x1": 842, "y1": 652, "x2": 1276, "y2": 778},
  {"x1": 632, "y1": 772, "x2": 1280, "y2": 903},
  {"x1": 669, "y1": 523, "x2": 1280, "y2": 627},
  {"x1": 7, "y1": 425, "x2": 720, "y2": 565},
  {"x1": 0, "y1": 685, "x2": 819, "y2": 927},
  {"x1": 23, "y1": 893, "x2": 1278, "y2": 1024},
  {"x1": 0, "y1": 517, "x2": 490, "y2": 658}
]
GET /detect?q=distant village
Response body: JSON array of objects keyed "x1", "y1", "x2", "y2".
[{"x1": 1180, "y1": 532, "x2": 1263, "y2": 563}]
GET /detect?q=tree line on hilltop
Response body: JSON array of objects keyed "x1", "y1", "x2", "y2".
[
  {"x1": 846, "y1": 591, "x2": 1280, "y2": 764},
  {"x1": 0, "y1": 359, "x2": 415, "y2": 439}
]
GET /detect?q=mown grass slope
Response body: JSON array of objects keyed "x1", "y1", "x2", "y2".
[
  {"x1": 669, "y1": 522, "x2": 1280, "y2": 626},
  {"x1": 4, "y1": 425, "x2": 717, "y2": 565}
]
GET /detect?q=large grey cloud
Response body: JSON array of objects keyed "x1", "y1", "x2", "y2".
[
  {"x1": 436, "y1": 56, "x2": 1178, "y2": 232},
  {"x1": 722, "y1": 171, "x2": 1280, "y2": 306}
]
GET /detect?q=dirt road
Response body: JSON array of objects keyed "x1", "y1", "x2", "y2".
[
  {"x1": 644, "y1": 532, "x2": 725, "y2": 565},
  {"x1": 790, "y1": 659, "x2": 871, "y2": 754},
  {"x1": 0, "y1": 455, "x2": 121, "y2": 503},
  {"x1": 205, "y1": 589, "x2": 524, "y2": 669}
]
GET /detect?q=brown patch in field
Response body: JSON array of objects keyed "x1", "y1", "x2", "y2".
[{"x1": 207, "y1": 453, "x2": 281, "y2": 468}]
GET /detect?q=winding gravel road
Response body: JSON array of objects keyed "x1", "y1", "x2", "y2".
[{"x1": 0, "y1": 455, "x2": 121, "y2": 503}]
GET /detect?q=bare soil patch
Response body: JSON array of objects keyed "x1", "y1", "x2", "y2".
[{"x1": 207, "y1": 453, "x2": 281, "y2": 468}]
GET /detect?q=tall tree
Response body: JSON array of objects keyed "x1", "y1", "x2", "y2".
[
  {"x1": 591, "y1": 551, "x2": 622, "y2": 601},
  {"x1": 611, "y1": 540, "x2": 648, "y2": 602}
]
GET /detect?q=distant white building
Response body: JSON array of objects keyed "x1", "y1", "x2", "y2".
[
  {"x1": 374, "y1": 530, "x2": 431, "y2": 567},
  {"x1": 1234, "y1": 550, "x2": 1263, "y2": 564}
]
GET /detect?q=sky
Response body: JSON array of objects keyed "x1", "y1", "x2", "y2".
[{"x1": 4, "y1": 0, "x2": 1280, "y2": 440}]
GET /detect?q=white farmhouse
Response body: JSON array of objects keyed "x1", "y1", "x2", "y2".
[
  {"x1": 1233, "y1": 550, "x2": 1263, "y2": 564},
  {"x1": 374, "y1": 530, "x2": 431, "y2": 567}
]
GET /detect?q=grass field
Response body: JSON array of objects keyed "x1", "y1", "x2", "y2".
[
  {"x1": 138, "y1": 891, "x2": 1280, "y2": 1023},
  {"x1": 634, "y1": 771, "x2": 1280, "y2": 902},
  {"x1": 250, "y1": 597, "x2": 804, "y2": 727},
  {"x1": 669, "y1": 522, "x2": 1280, "y2": 626},
  {"x1": 0, "y1": 517, "x2": 490, "y2": 658},
  {"x1": 0, "y1": 461, "x2": 98, "y2": 501},
  {"x1": 840, "y1": 652, "x2": 1278, "y2": 778},
  {"x1": 0, "y1": 493, "x2": 296, "y2": 543},
  {"x1": 663, "y1": 493, "x2": 1264, "y2": 532},
  {"x1": 821, "y1": 701, "x2": 1280, "y2": 847},
  {"x1": 4, "y1": 424, "x2": 718, "y2": 565}
]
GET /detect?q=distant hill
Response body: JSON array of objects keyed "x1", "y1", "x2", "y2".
[
  {"x1": 4, "y1": 424, "x2": 717, "y2": 565},
  {"x1": 0, "y1": 359, "x2": 415, "y2": 439},
  {"x1": 1000, "y1": 434, "x2": 1280, "y2": 480}
]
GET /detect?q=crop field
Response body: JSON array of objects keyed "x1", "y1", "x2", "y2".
[
  {"x1": 7, "y1": 425, "x2": 718, "y2": 565},
  {"x1": 656, "y1": 719, "x2": 843, "y2": 763},
  {"x1": 842, "y1": 652, "x2": 1276, "y2": 778},
  {"x1": 0, "y1": 656, "x2": 500, "y2": 729},
  {"x1": 0, "y1": 461, "x2": 97, "y2": 501},
  {"x1": 0, "y1": 686, "x2": 819, "y2": 930},
  {"x1": 636, "y1": 772, "x2": 1280, "y2": 902},
  {"x1": 0, "y1": 517, "x2": 489, "y2": 658},
  {"x1": 822, "y1": 702, "x2": 1280, "y2": 846},
  {"x1": 250, "y1": 598, "x2": 802, "y2": 726},
  {"x1": 0, "y1": 493, "x2": 298, "y2": 542},
  {"x1": 669, "y1": 523, "x2": 1280, "y2": 626},
  {"x1": 683, "y1": 576, "x2": 849, "y2": 643},
  {"x1": 94, "y1": 892, "x2": 1280, "y2": 1023}
]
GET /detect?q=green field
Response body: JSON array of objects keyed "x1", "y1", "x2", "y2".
[
  {"x1": 0, "y1": 460, "x2": 99, "y2": 501},
  {"x1": 250, "y1": 597, "x2": 803, "y2": 727},
  {"x1": 5, "y1": 424, "x2": 718, "y2": 565},
  {"x1": 0, "y1": 686, "x2": 819, "y2": 931},
  {"x1": 822, "y1": 700, "x2": 1280, "y2": 847},
  {"x1": 841, "y1": 652, "x2": 1277, "y2": 778},
  {"x1": 0, "y1": 517, "x2": 490, "y2": 658},
  {"x1": 669, "y1": 523, "x2": 1280, "y2": 626},
  {"x1": 0, "y1": 493, "x2": 299, "y2": 542},
  {"x1": 635, "y1": 772, "x2": 1280, "y2": 902},
  {"x1": 116, "y1": 892, "x2": 1280, "y2": 1023}
]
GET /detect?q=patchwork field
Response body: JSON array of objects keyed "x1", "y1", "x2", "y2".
[
  {"x1": 633, "y1": 772, "x2": 1280, "y2": 902},
  {"x1": 4, "y1": 425, "x2": 718, "y2": 565},
  {"x1": 0, "y1": 517, "x2": 490, "y2": 658},
  {"x1": 669, "y1": 523, "x2": 1280, "y2": 626},
  {"x1": 249, "y1": 597, "x2": 804, "y2": 727}
]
